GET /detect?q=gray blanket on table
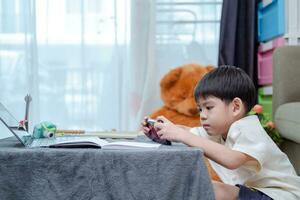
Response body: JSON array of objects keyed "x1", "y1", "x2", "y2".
[{"x1": 0, "y1": 136, "x2": 214, "y2": 200}]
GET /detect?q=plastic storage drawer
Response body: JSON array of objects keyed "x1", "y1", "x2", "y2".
[
  {"x1": 257, "y1": 37, "x2": 285, "y2": 85},
  {"x1": 258, "y1": 0, "x2": 285, "y2": 42},
  {"x1": 258, "y1": 86, "x2": 273, "y2": 120}
]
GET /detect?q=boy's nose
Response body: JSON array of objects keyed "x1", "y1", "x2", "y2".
[{"x1": 200, "y1": 113, "x2": 207, "y2": 121}]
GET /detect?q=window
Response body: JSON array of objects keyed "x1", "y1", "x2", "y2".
[{"x1": 156, "y1": 0, "x2": 222, "y2": 67}]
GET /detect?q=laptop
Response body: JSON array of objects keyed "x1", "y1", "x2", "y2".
[{"x1": 0, "y1": 96, "x2": 106, "y2": 148}]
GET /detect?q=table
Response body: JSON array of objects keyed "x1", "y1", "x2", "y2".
[{"x1": 0, "y1": 137, "x2": 215, "y2": 200}]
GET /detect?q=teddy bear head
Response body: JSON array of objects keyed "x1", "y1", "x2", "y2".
[{"x1": 160, "y1": 64, "x2": 214, "y2": 116}]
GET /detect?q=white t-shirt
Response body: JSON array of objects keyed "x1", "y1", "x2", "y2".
[{"x1": 190, "y1": 115, "x2": 300, "y2": 200}]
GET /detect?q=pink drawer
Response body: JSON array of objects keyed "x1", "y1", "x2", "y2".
[{"x1": 257, "y1": 37, "x2": 285, "y2": 85}]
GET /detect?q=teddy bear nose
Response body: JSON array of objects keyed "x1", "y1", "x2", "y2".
[{"x1": 189, "y1": 108, "x2": 199, "y2": 115}]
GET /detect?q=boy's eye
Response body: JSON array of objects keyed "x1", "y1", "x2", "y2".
[
  {"x1": 196, "y1": 105, "x2": 201, "y2": 111},
  {"x1": 206, "y1": 106, "x2": 213, "y2": 110}
]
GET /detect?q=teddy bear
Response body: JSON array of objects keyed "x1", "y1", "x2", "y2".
[
  {"x1": 150, "y1": 63, "x2": 213, "y2": 126},
  {"x1": 149, "y1": 63, "x2": 221, "y2": 181}
]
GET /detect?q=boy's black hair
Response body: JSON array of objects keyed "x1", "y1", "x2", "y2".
[{"x1": 194, "y1": 65, "x2": 256, "y2": 112}]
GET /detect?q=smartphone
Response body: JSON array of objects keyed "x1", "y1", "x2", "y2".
[{"x1": 145, "y1": 118, "x2": 171, "y2": 145}]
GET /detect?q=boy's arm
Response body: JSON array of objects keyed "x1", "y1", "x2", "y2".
[
  {"x1": 176, "y1": 124, "x2": 191, "y2": 130},
  {"x1": 180, "y1": 131, "x2": 257, "y2": 170},
  {"x1": 154, "y1": 117, "x2": 257, "y2": 170}
]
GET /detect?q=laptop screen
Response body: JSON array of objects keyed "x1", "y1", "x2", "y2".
[{"x1": 0, "y1": 102, "x2": 31, "y2": 145}]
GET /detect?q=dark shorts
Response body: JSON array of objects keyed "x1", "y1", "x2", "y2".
[{"x1": 236, "y1": 184, "x2": 273, "y2": 200}]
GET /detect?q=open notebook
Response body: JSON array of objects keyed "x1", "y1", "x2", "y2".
[
  {"x1": 0, "y1": 102, "x2": 160, "y2": 149},
  {"x1": 48, "y1": 137, "x2": 161, "y2": 149}
]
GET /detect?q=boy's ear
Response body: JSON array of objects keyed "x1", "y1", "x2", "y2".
[{"x1": 231, "y1": 97, "x2": 244, "y2": 116}]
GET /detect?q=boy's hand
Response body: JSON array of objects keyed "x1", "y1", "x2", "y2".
[
  {"x1": 154, "y1": 116, "x2": 172, "y2": 124},
  {"x1": 155, "y1": 116, "x2": 188, "y2": 142},
  {"x1": 141, "y1": 116, "x2": 172, "y2": 145},
  {"x1": 141, "y1": 116, "x2": 151, "y2": 137}
]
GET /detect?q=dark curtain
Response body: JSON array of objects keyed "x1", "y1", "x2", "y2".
[{"x1": 218, "y1": 0, "x2": 259, "y2": 88}]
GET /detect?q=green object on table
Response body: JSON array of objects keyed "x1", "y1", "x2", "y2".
[{"x1": 33, "y1": 121, "x2": 56, "y2": 139}]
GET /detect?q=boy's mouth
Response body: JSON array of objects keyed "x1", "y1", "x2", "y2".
[{"x1": 202, "y1": 124, "x2": 210, "y2": 130}]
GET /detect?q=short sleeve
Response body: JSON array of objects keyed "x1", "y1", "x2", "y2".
[
  {"x1": 190, "y1": 127, "x2": 207, "y2": 137},
  {"x1": 231, "y1": 134, "x2": 265, "y2": 172},
  {"x1": 227, "y1": 117, "x2": 273, "y2": 172},
  {"x1": 190, "y1": 127, "x2": 222, "y2": 143}
]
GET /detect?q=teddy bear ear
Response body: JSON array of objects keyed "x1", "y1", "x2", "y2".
[
  {"x1": 160, "y1": 67, "x2": 182, "y2": 89},
  {"x1": 206, "y1": 65, "x2": 215, "y2": 71}
]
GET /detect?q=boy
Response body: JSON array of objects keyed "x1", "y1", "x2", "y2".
[{"x1": 143, "y1": 66, "x2": 300, "y2": 200}]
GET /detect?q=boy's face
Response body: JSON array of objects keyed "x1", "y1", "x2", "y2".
[{"x1": 197, "y1": 96, "x2": 237, "y2": 138}]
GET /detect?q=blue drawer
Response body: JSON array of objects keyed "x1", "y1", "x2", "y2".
[{"x1": 258, "y1": 0, "x2": 285, "y2": 42}]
